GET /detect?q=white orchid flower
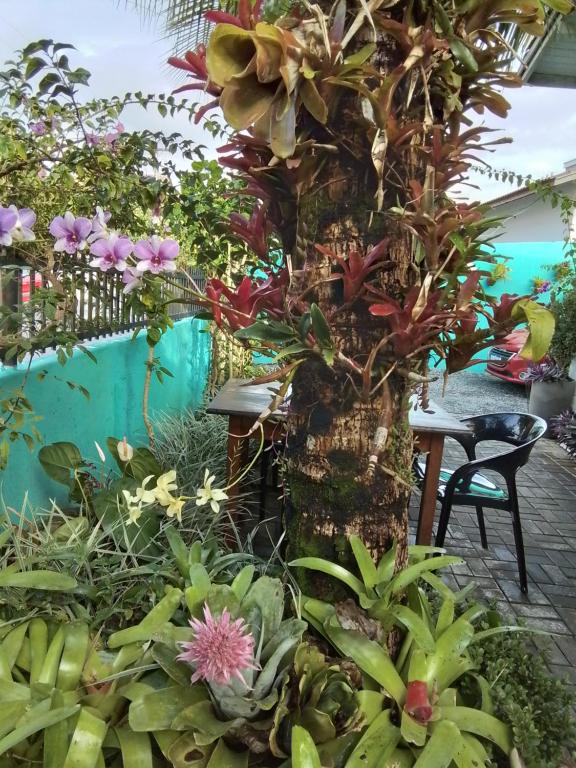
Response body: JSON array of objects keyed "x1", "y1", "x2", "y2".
[
  {"x1": 196, "y1": 469, "x2": 228, "y2": 514},
  {"x1": 164, "y1": 494, "x2": 186, "y2": 523},
  {"x1": 154, "y1": 470, "x2": 178, "y2": 506}
]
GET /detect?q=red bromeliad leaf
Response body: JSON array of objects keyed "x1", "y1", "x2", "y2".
[
  {"x1": 203, "y1": 270, "x2": 288, "y2": 332},
  {"x1": 405, "y1": 681, "x2": 433, "y2": 724},
  {"x1": 229, "y1": 204, "x2": 273, "y2": 260},
  {"x1": 168, "y1": 45, "x2": 222, "y2": 120},
  {"x1": 457, "y1": 270, "x2": 482, "y2": 309},
  {"x1": 205, "y1": 10, "x2": 246, "y2": 26},
  {"x1": 318, "y1": 239, "x2": 391, "y2": 302},
  {"x1": 368, "y1": 299, "x2": 400, "y2": 317}
]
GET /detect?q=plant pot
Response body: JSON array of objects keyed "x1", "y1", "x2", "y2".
[{"x1": 528, "y1": 380, "x2": 576, "y2": 433}]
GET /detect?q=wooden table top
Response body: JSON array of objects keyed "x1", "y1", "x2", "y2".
[{"x1": 207, "y1": 378, "x2": 470, "y2": 436}]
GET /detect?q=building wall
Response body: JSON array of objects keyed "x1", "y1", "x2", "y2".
[{"x1": 0, "y1": 318, "x2": 211, "y2": 511}]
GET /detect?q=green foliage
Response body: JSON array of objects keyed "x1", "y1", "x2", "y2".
[
  {"x1": 471, "y1": 630, "x2": 576, "y2": 768},
  {"x1": 550, "y1": 283, "x2": 576, "y2": 370},
  {"x1": 151, "y1": 408, "x2": 229, "y2": 495}
]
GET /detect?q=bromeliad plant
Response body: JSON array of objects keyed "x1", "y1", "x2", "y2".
[
  {"x1": 288, "y1": 543, "x2": 525, "y2": 767},
  {"x1": 129, "y1": 571, "x2": 308, "y2": 761}
]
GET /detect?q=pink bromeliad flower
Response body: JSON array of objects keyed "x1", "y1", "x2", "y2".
[{"x1": 177, "y1": 605, "x2": 256, "y2": 685}]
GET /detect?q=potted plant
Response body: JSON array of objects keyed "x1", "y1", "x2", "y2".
[
  {"x1": 549, "y1": 280, "x2": 576, "y2": 380},
  {"x1": 525, "y1": 359, "x2": 576, "y2": 429}
]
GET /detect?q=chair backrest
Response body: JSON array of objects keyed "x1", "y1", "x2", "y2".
[{"x1": 459, "y1": 412, "x2": 547, "y2": 473}]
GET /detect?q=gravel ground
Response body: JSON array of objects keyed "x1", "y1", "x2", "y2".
[{"x1": 428, "y1": 369, "x2": 529, "y2": 418}]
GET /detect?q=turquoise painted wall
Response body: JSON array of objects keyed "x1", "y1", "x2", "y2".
[
  {"x1": 486, "y1": 241, "x2": 564, "y2": 299},
  {"x1": 0, "y1": 318, "x2": 211, "y2": 511}
]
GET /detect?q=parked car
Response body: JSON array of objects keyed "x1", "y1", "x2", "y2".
[
  {"x1": 486, "y1": 329, "x2": 531, "y2": 384},
  {"x1": 21, "y1": 272, "x2": 43, "y2": 303}
]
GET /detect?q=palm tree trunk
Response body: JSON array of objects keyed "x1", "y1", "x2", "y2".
[{"x1": 283, "y1": 91, "x2": 420, "y2": 589}]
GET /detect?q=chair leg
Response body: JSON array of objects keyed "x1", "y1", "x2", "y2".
[
  {"x1": 509, "y1": 484, "x2": 528, "y2": 594},
  {"x1": 475, "y1": 506, "x2": 488, "y2": 549},
  {"x1": 435, "y1": 497, "x2": 452, "y2": 547}
]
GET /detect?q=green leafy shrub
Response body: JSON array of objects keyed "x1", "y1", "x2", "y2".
[
  {"x1": 152, "y1": 408, "x2": 229, "y2": 495},
  {"x1": 551, "y1": 283, "x2": 576, "y2": 371},
  {"x1": 471, "y1": 629, "x2": 576, "y2": 768}
]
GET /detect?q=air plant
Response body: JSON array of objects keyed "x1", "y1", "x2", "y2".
[{"x1": 524, "y1": 359, "x2": 571, "y2": 383}]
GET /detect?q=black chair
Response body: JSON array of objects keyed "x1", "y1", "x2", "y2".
[{"x1": 414, "y1": 413, "x2": 547, "y2": 594}]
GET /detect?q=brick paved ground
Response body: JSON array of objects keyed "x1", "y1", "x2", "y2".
[
  {"x1": 409, "y1": 437, "x2": 576, "y2": 690},
  {"x1": 415, "y1": 370, "x2": 576, "y2": 693}
]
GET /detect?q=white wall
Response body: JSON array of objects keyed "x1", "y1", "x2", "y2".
[{"x1": 488, "y1": 180, "x2": 576, "y2": 243}]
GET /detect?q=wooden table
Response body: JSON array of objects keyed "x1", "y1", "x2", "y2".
[{"x1": 207, "y1": 379, "x2": 470, "y2": 545}]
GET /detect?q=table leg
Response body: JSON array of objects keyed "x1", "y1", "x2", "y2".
[{"x1": 416, "y1": 433, "x2": 444, "y2": 545}]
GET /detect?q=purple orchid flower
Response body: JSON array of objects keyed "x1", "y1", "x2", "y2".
[
  {"x1": 122, "y1": 266, "x2": 142, "y2": 294},
  {"x1": 49, "y1": 212, "x2": 92, "y2": 254},
  {"x1": 89, "y1": 233, "x2": 133, "y2": 272},
  {"x1": 30, "y1": 121, "x2": 47, "y2": 135},
  {"x1": 537, "y1": 281, "x2": 552, "y2": 294},
  {"x1": 88, "y1": 207, "x2": 112, "y2": 243},
  {"x1": 11, "y1": 207, "x2": 36, "y2": 242},
  {"x1": 135, "y1": 236, "x2": 178, "y2": 274},
  {"x1": 0, "y1": 205, "x2": 36, "y2": 245},
  {"x1": 0, "y1": 206, "x2": 18, "y2": 246},
  {"x1": 86, "y1": 132, "x2": 100, "y2": 147}
]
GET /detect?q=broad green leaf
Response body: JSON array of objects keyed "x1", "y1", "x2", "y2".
[
  {"x1": 449, "y1": 38, "x2": 478, "y2": 72},
  {"x1": 350, "y1": 535, "x2": 379, "y2": 589},
  {"x1": 129, "y1": 686, "x2": 208, "y2": 731},
  {"x1": 234, "y1": 320, "x2": 297, "y2": 343},
  {"x1": 164, "y1": 526, "x2": 190, "y2": 578},
  {"x1": 376, "y1": 542, "x2": 397, "y2": 586},
  {"x1": 401, "y1": 710, "x2": 427, "y2": 747},
  {"x1": 512, "y1": 299, "x2": 555, "y2": 361},
  {"x1": 56, "y1": 623, "x2": 90, "y2": 692},
  {"x1": 231, "y1": 565, "x2": 256, "y2": 602},
  {"x1": 356, "y1": 690, "x2": 386, "y2": 725},
  {"x1": 38, "y1": 442, "x2": 84, "y2": 485},
  {"x1": 0, "y1": 623, "x2": 29, "y2": 671},
  {"x1": 407, "y1": 648, "x2": 428, "y2": 683},
  {"x1": 108, "y1": 587, "x2": 183, "y2": 648},
  {"x1": 172, "y1": 700, "x2": 243, "y2": 742},
  {"x1": 0, "y1": 570, "x2": 77, "y2": 591},
  {"x1": 388, "y1": 557, "x2": 463, "y2": 595},
  {"x1": 115, "y1": 728, "x2": 153, "y2": 768},
  {"x1": 413, "y1": 721, "x2": 460, "y2": 768},
  {"x1": 346, "y1": 709, "x2": 400, "y2": 768},
  {"x1": 0, "y1": 705, "x2": 79, "y2": 757},
  {"x1": 270, "y1": 95, "x2": 297, "y2": 159},
  {"x1": 44, "y1": 690, "x2": 69, "y2": 768},
  {"x1": 435, "y1": 598, "x2": 455, "y2": 637},
  {"x1": 468, "y1": 673, "x2": 494, "y2": 715},
  {"x1": 325, "y1": 626, "x2": 405, "y2": 705},
  {"x1": 206, "y1": 738, "x2": 249, "y2": 767},
  {"x1": 185, "y1": 563, "x2": 212, "y2": 616},
  {"x1": 292, "y1": 725, "x2": 322, "y2": 768},
  {"x1": 391, "y1": 606, "x2": 435, "y2": 654},
  {"x1": 63, "y1": 709, "x2": 107, "y2": 768},
  {"x1": 426, "y1": 617, "x2": 475, "y2": 689},
  {"x1": 440, "y1": 706, "x2": 511, "y2": 754},
  {"x1": 289, "y1": 558, "x2": 366, "y2": 596},
  {"x1": 310, "y1": 303, "x2": 333, "y2": 350}
]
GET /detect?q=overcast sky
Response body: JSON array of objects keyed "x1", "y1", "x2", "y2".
[{"x1": 1, "y1": 0, "x2": 575, "y2": 202}]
